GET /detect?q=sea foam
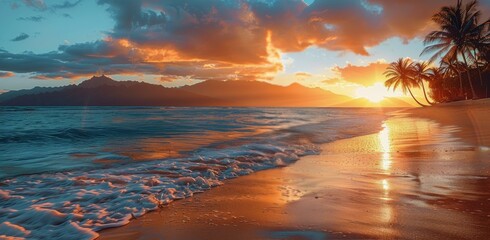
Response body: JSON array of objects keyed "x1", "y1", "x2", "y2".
[{"x1": 0, "y1": 107, "x2": 385, "y2": 239}]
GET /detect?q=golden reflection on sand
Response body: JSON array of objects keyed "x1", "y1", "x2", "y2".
[
  {"x1": 378, "y1": 123, "x2": 392, "y2": 172},
  {"x1": 379, "y1": 123, "x2": 394, "y2": 232},
  {"x1": 279, "y1": 114, "x2": 489, "y2": 239},
  {"x1": 100, "y1": 105, "x2": 490, "y2": 240}
]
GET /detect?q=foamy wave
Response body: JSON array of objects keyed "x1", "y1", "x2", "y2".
[
  {"x1": 0, "y1": 108, "x2": 386, "y2": 239},
  {"x1": 0, "y1": 143, "x2": 315, "y2": 239}
]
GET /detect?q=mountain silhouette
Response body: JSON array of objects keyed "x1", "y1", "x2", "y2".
[
  {"x1": 0, "y1": 76, "x2": 222, "y2": 106},
  {"x1": 181, "y1": 80, "x2": 350, "y2": 107},
  {"x1": 0, "y1": 76, "x2": 355, "y2": 107}
]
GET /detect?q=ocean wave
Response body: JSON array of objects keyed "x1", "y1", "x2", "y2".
[
  {"x1": 0, "y1": 107, "x2": 385, "y2": 239},
  {"x1": 0, "y1": 142, "x2": 316, "y2": 239}
]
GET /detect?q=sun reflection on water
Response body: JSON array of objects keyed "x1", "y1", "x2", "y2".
[
  {"x1": 380, "y1": 179, "x2": 392, "y2": 201},
  {"x1": 379, "y1": 123, "x2": 393, "y2": 225},
  {"x1": 378, "y1": 122, "x2": 392, "y2": 200},
  {"x1": 378, "y1": 123, "x2": 392, "y2": 171},
  {"x1": 381, "y1": 179, "x2": 389, "y2": 191}
]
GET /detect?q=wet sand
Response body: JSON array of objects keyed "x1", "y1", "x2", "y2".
[{"x1": 99, "y1": 101, "x2": 490, "y2": 240}]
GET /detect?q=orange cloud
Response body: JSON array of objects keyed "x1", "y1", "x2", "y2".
[
  {"x1": 4, "y1": 0, "x2": 489, "y2": 81},
  {"x1": 332, "y1": 61, "x2": 389, "y2": 86},
  {"x1": 295, "y1": 72, "x2": 313, "y2": 80},
  {"x1": 322, "y1": 77, "x2": 343, "y2": 85},
  {"x1": 159, "y1": 75, "x2": 181, "y2": 83},
  {"x1": 0, "y1": 72, "x2": 15, "y2": 78},
  {"x1": 100, "y1": 0, "x2": 458, "y2": 62}
]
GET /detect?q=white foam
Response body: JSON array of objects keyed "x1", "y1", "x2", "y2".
[
  {"x1": 0, "y1": 143, "x2": 315, "y2": 239},
  {"x1": 0, "y1": 110, "x2": 385, "y2": 239}
]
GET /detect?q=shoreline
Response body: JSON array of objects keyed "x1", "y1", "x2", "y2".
[
  {"x1": 405, "y1": 98, "x2": 490, "y2": 148},
  {"x1": 99, "y1": 99, "x2": 490, "y2": 239}
]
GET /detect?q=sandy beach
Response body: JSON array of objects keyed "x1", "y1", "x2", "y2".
[
  {"x1": 99, "y1": 100, "x2": 490, "y2": 240},
  {"x1": 2, "y1": 1, "x2": 490, "y2": 239}
]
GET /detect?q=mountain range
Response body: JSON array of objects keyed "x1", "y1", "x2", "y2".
[{"x1": 0, "y1": 75, "x2": 413, "y2": 107}]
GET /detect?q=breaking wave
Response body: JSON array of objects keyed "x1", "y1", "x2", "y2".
[{"x1": 0, "y1": 107, "x2": 386, "y2": 239}]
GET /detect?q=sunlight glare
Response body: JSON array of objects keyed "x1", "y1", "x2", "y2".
[
  {"x1": 355, "y1": 82, "x2": 390, "y2": 102},
  {"x1": 378, "y1": 123, "x2": 391, "y2": 171}
]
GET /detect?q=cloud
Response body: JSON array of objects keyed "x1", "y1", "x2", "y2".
[
  {"x1": 2, "y1": 0, "x2": 488, "y2": 81},
  {"x1": 97, "y1": 0, "x2": 273, "y2": 64},
  {"x1": 22, "y1": 0, "x2": 47, "y2": 11},
  {"x1": 11, "y1": 33, "x2": 30, "y2": 42},
  {"x1": 94, "y1": 0, "x2": 459, "y2": 63},
  {"x1": 20, "y1": 0, "x2": 82, "y2": 11},
  {"x1": 62, "y1": 13, "x2": 72, "y2": 18},
  {"x1": 307, "y1": 0, "x2": 455, "y2": 55},
  {"x1": 0, "y1": 72, "x2": 15, "y2": 78},
  {"x1": 322, "y1": 77, "x2": 343, "y2": 85},
  {"x1": 159, "y1": 76, "x2": 178, "y2": 83},
  {"x1": 295, "y1": 72, "x2": 312, "y2": 80},
  {"x1": 0, "y1": 39, "x2": 280, "y2": 81},
  {"x1": 10, "y1": 2, "x2": 19, "y2": 9},
  {"x1": 295, "y1": 72, "x2": 312, "y2": 77},
  {"x1": 332, "y1": 61, "x2": 389, "y2": 86},
  {"x1": 0, "y1": 44, "x2": 160, "y2": 79},
  {"x1": 17, "y1": 16, "x2": 44, "y2": 22},
  {"x1": 52, "y1": 0, "x2": 82, "y2": 9}
]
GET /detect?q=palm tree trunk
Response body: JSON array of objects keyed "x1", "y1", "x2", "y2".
[
  {"x1": 473, "y1": 49, "x2": 483, "y2": 86},
  {"x1": 477, "y1": 67, "x2": 483, "y2": 86},
  {"x1": 408, "y1": 87, "x2": 428, "y2": 107},
  {"x1": 462, "y1": 53, "x2": 478, "y2": 99},
  {"x1": 487, "y1": 83, "x2": 488, "y2": 98},
  {"x1": 486, "y1": 75, "x2": 489, "y2": 98},
  {"x1": 420, "y1": 81, "x2": 434, "y2": 105},
  {"x1": 456, "y1": 70, "x2": 464, "y2": 97}
]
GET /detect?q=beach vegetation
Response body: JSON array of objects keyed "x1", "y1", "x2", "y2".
[{"x1": 385, "y1": 0, "x2": 489, "y2": 104}]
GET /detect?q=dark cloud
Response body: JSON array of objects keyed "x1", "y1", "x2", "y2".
[
  {"x1": 304, "y1": 0, "x2": 453, "y2": 55},
  {"x1": 0, "y1": 50, "x2": 154, "y2": 80},
  {"x1": 17, "y1": 16, "x2": 44, "y2": 22},
  {"x1": 0, "y1": 39, "x2": 280, "y2": 81},
  {"x1": 2, "y1": 0, "x2": 488, "y2": 81},
  {"x1": 94, "y1": 0, "x2": 460, "y2": 61},
  {"x1": 98, "y1": 0, "x2": 269, "y2": 64},
  {"x1": 62, "y1": 13, "x2": 72, "y2": 18},
  {"x1": 52, "y1": 0, "x2": 82, "y2": 9},
  {"x1": 11, "y1": 33, "x2": 30, "y2": 42}
]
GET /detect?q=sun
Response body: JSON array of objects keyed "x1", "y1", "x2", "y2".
[{"x1": 355, "y1": 82, "x2": 389, "y2": 103}]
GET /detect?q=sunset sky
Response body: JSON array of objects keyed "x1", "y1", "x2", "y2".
[{"x1": 1, "y1": 0, "x2": 489, "y2": 100}]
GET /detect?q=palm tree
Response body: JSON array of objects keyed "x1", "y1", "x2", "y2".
[
  {"x1": 413, "y1": 61, "x2": 434, "y2": 105},
  {"x1": 469, "y1": 19, "x2": 490, "y2": 85},
  {"x1": 384, "y1": 58, "x2": 429, "y2": 107},
  {"x1": 427, "y1": 67, "x2": 448, "y2": 103},
  {"x1": 440, "y1": 58, "x2": 464, "y2": 94},
  {"x1": 421, "y1": 0, "x2": 481, "y2": 99}
]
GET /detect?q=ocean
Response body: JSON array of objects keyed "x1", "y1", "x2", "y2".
[{"x1": 0, "y1": 107, "x2": 386, "y2": 239}]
